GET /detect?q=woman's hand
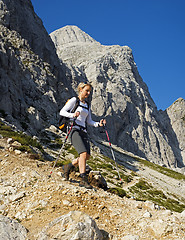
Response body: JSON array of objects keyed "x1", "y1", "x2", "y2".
[
  {"x1": 73, "y1": 111, "x2": 80, "y2": 118},
  {"x1": 99, "y1": 119, "x2": 106, "y2": 127}
]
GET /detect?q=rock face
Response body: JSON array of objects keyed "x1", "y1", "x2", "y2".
[
  {"x1": 50, "y1": 25, "x2": 185, "y2": 168},
  {"x1": 0, "y1": 0, "x2": 69, "y2": 134},
  {"x1": 0, "y1": 0, "x2": 57, "y2": 66},
  {"x1": 159, "y1": 98, "x2": 185, "y2": 168}
]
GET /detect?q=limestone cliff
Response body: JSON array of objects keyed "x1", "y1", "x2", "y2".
[
  {"x1": 0, "y1": 0, "x2": 69, "y2": 133},
  {"x1": 159, "y1": 98, "x2": 185, "y2": 168}
]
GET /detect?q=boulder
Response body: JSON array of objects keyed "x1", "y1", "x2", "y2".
[
  {"x1": 38, "y1": 211, "x2": 107, "y2": 240},
  {"x1": 0, "y1": 215, "x2": 27, "y2": 240}
]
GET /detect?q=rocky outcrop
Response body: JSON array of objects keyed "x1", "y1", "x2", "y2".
[
  {"x1": 50, "y1": 25, "x2": 185, "y2": 168},
  {"x1": 38, "y1": 211, "x2": 106, "y2": 240}
]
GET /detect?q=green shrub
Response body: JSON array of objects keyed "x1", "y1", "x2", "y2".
[
  {"x1": 120, "y1": 173, "x2": 133, "y2": 183},
  {"x1": 108, "y1": 187, "x2": 126, "y2": 198},
  {"x1": 134, "y1": 180, "x2": 150, "y2": 190},
  {"x1": 129, "y1": 179, "x2": 185, "y2": 212},
  {"x1": 0, "y1": 120, "x2": 44, "y2": 154}
]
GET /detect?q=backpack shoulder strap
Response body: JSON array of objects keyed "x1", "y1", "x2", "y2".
[
  {"x1": 71, "y1": 96, "x2": 90, "y2": 112},
  {"x1": 71, "y1": 96, "x2": 80, "y2": 113},
  {"x1": 85, "y1": 100, "x2": 90, "y2": 110}
]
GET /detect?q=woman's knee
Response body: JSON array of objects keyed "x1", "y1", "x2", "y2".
[{"x1": 79, "y1": 152, "x2": 90, "y2": 160}]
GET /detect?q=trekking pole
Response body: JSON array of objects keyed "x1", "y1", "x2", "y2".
[
  {"x1": 48, "y1": 120, "x2": 75, "y2": 178},
  {"x1": 102, "y1": 124, "x2": 122, "y2": 183}
]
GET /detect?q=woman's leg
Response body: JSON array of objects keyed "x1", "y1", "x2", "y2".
[
  {"x1": 64, "y1": 129, "x2": 91, "y2": 185},
  {"x1": 78, "y1": 152, "x2": 90, "y2": 174},
  {"x1": 78, "y1": 152, "x2": 92, "y2": 189},
  {"x1": 69, "y1": 152, "x2": 90, "y2": 172}
]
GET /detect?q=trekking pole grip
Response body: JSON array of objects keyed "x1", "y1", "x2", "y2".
[{"x1": 99, "y1": 122, "x2": 106, "y2": 133}]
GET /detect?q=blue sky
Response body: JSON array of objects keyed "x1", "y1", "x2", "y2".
[{"x1": 31, "y1": 0, "x2": 185, "y2": 110}]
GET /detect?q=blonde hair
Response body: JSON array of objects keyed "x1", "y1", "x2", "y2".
[{"x1": 77, "y1": 82, "x2": 92, "y2": 93}]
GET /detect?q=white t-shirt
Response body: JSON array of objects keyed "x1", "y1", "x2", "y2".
[{"x1": 59, "y1": 97, "x2": 99, "y2": 130}]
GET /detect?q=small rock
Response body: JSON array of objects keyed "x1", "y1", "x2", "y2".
[
  {"x1": 143, "y1": 211, "x2": 152, "y2": 218},
  {"x1": 88, "y1": 171, "x2": 107, "y2": 190},
  {"x1": 94, "y1": 214, "x2": 100, "y2": 220},
  {"x1": 9, "y1": 191, "x2": 26, "y2": 202},
  {"x1": 15, "y1": 211, "x2": 27, "y2": 220},
  {"x1": 40, "y1": 200, "x2": 48, "y2": 207},
  {"x1": 33, "y1": 136, "x2": 38, "y2": 141},
  {"x1": 130, "y1": 196, "x2": 135, "y2": 200},
  {"x1": 7, "y1": 138, "x2": 13, "y2": 144},
  {"x1": 181, "y1": 210, "x2": 185, "y2": 218},
  {"x1": 145, "y1": 200, "x2": 155, "y2": 210},
  {"x1": 57, "y1": 171, "x2": 63, "y2": 177},
  {"x1": 149, "y1": 219, "x2": 170, "y2": 238},
  {"x1": 11, "y1": 141, "x2": 21, "y2": 147},
  {"x1": 154, "y1": 204, "x2": 161, "y2": 210},
  {"x1": 162, "y1": 209, "x2": 172, "y2": 216},
  {"x1": 14, "y1": 150, "x2": 22, "y2": 155},
  {"x1": 31, "y1": 170, "x2": 41, "y2": 178},
  {"x1": 62, "y1": 190, "x2": 68, "y2": 195},
  {"x1": 62, "y1": 200, "x2": 71, "y2": 206},
  {"x1": 22, "y1": 172, "x2": 27, "y2": 177},
  {"x1": 8, "y1": 147, "x2": 14, "y2": 152},
  {"x1": 0, "y1": 204, "x2": 6, "y2": 211}
]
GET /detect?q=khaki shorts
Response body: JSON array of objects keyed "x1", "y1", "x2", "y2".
[{"x1": 69, "y1": 128, "x2": 90, "y2": 155}]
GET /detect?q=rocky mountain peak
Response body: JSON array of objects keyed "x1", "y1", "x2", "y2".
[
  {"x1": 50, "y1": 25, "x2": 99, "y2": 48},
  {"x1": 168, "y1": 97, "x2": 185, "y2": 110}
]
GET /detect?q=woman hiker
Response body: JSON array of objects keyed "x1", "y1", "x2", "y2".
[{"x1": 59, "y1": 82, "x2": 106, "y2": 189}]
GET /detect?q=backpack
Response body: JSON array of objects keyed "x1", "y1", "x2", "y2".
[{"x1": 58, "y1": 97, "x2": 89, "y2": 132}]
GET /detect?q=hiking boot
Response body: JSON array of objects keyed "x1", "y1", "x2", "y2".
[
  {"x1": 79, "y1": 174, "x2": 93, "y2": 189},
  {"x1": 62, "y1": 163, "x2": 74, "y2": 180}
]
